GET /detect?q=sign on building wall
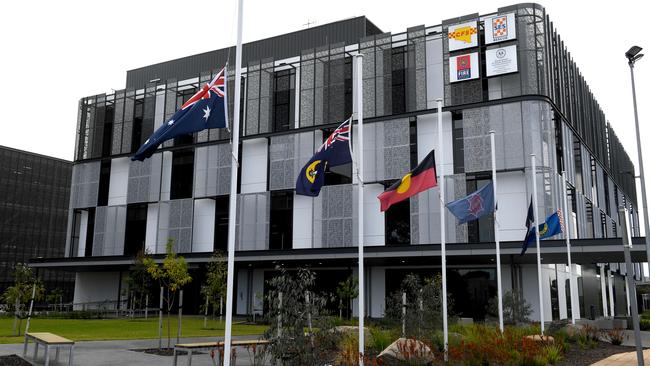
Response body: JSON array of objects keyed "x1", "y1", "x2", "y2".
[
  {"x1": 486, "y1": 45, "x2": 518, "y2": 77},
  {"x1": 484, "y1": 13, "x2": 517, "y2": 44},
  {"x1": 449, "y1": 52, "x2": 479, "y2": 82},
  {"x1": 447, "y1": 21, "x2": 478, "y2": 51}
]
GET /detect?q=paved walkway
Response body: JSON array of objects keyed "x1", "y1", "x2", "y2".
[
  {"x1": 591, "y1": 349, "x2": 650, "y2": 365},
  {"x1": 0, "y1": 336, "x2": 263, "y2": 366}
]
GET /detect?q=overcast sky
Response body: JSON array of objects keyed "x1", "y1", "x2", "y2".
[{"x1": 1, "y1": 1, "x2": 648, "y2": 191}]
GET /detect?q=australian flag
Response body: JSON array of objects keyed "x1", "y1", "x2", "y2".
[
  {"x1": 446, "y1": 182, "x2": 494, "y2": 224},
  {"x1": 295, "y1": 118, "x2": 352, "y2": 196},
  {"x1": 132, "y1": 66, "x2": 228, "y2": 161}
]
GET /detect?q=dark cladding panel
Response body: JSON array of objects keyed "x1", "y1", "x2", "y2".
[{"x1": 126, "y1": 17, "x2": 382, "y2": 89}]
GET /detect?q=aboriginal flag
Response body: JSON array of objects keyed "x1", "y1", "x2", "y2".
[{"x1": 378, "y1": 150, "x2": 437, "y2": 212}]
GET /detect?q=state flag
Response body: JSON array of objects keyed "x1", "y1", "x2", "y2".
[
  {"x1": 295, "y1": 118, "x2": 352, "y2": 197},
  {"x1": 446, "y1": 182, "x2": 494, "y2": 224},
  {"x1": 132, "y1": 66, "x2": 228, "y2": 161},
  {"x1": 521, "y1": 209, "x2": 564, "y2": 255},
  {"x1": 378, "y1": 150, "x2": 437, "y2": 212}
]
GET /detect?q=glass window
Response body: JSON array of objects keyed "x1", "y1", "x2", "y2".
[
  {"x1": 269, "y1": 191, "x2": 293, "y2": 250},
  {"x1": 214, "y1": 195, "x2": 229, "y2": 251},
  {"x1": 385, "y1": 199, "x2": 410, "y2": 245},
  {"x1": 124, "y1": 204, "x2": 147, "y2": 256},
  {"x1": 272, "y1": 69, "x2": 295, "y2": 132},
  {"x1": 391, "y1": 46, "x2": 407, "y2": 115},
  {"x1": 321, "y1": 127, "x2": 352, "y2": 186},
  {"x1": 466, "y1": 176, "x2": 494, "y2": 243},
  {"x1": 85, "y1": 208, "x2": 95, "y2": 257},
  {"x1": 131, "y1": 97, "x2": 145, "y2": 153},
  {"x1": 97, "y1": 160, "x2": 111, "y2": 206},
  {"x1": 170, "y1": 149, "x2": 194, "y2": 200}
]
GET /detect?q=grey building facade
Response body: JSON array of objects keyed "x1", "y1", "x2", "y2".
[{"x1": 35, "y1": 4, "x2": 645, "y2": 321}]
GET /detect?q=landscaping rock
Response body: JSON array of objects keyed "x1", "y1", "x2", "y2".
[
  {"x1": 377, "y1": 337, "x2": 434, "y2": 365},
  {"x1": 524, "y1": 334, "x2": 554, "y2": 343}
]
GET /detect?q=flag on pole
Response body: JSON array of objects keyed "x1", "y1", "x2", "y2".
[
  {"x1": 295, "y1": 118, "x2": 352, "y2": 197},
  {"x1": 446, "y1": 182, "x2": 494, "y2": 224},
  {"x1": 132, "y1": 66, "x2": 228, "y2": 161},
  {"x1": 521, "y1": 209, "x2": 564, "y2": 255},
  {"x1": 377, "y1": 150, "x2": 437, "y2": 212}
]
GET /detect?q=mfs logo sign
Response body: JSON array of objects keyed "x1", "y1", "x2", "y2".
[{"x1": 456, "y1": 55, "x2": 472, "y2": 80}]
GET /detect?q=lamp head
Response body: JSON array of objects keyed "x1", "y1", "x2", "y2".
[{"x1": 626, "y1": 46, "x2": 643, "y2": 64}]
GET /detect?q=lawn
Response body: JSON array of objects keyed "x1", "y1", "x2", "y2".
[{"x1": 0, "y1": 316, "x2": 267, "y2": 344}]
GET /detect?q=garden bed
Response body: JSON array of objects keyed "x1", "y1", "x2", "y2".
[
  {"x1": 0, "y1": 355, "x2": 31, "y2": 366},
  {"x1": 557, "y1": 342, "x2": 637, "y2": 366}
]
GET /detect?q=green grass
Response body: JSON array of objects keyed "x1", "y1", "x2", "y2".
[{"x1": 0, "y1": 316, "x2": 267, "y2": 344}]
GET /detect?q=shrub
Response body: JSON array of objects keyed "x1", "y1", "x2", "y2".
[
  {"x1": 544, "y1": 344, "x2": 564, "y2": 364},
  {"x1": 603, "y1": 328, "x2": 626, "y2": 346},
  {"x1": 368, "y1": 327, "x2": 393, "y2": 353},
  {"x1": 640, "y1": 319, "x2": 650, "y2": 331}
]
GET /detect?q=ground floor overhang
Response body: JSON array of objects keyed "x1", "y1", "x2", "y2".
[{"x1": 29, "y1": 237, "x2": 648, "y2": 272}]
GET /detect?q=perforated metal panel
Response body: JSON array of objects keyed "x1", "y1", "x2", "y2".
[
  {"x1": 93, "y1": 205, "x2": 126, "y2": 256},
  {"x1": 236, "y1": 193, "x2": 269, "y2": 250},
  {"x1": 194, "y1": 143, "x2": 232, "y2": 197},
  {"x1": 158, "y1": 199, "x2": 194, "y2": 253},
  {"x1": 70, "y1": 162, "x2": 100, "y2": 209},
  {"x1": 313, "y1": 184, "x2": 354, "y2": 248},
  {"x1": 127, "y1": 153, "x2": 162, "y2": 203}
]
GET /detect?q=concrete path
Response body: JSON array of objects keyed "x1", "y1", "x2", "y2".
[
  {"x1": 0, "y1": 336, "x2": 264, "y2": 366},
  {"x1": 591, "y1": 349, "x2": 650, "y2": 365}
]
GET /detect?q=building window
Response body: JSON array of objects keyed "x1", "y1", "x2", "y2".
[
  {"x1": 131, "y1": 97, "x2": 144, "y2": 153},
  {"x1": 70, "y1": 210, "x2": 82, "y2": 257},
  {"x1": 573, "y1": 137, "x2": 583, "y2": 193},
  {"x1": 466, "y1": 176, "x2": 494, "y2": 243},
  {"x1": 554, "y1": 114, "x2": 563, "y2": 174},
  {"x1": 585, "y1": 199, "x2": 594, "y2": 239},
  {"x1": 102, "y1": 103, "x2": 115, "y2": 157},
  {"x1": 214, "y1": 195, "x2": 229, "y2": 251},
  {"x1": 385, "y1": 199, "x2": 410, "y2": 245},
  {"x1": 269, "y1": 191, "x2": 293, "y2": 250},
  {"x1": 85, "y1": 208, "x2": 96, "y2": 257},
  {"x1": 272, "y1": 69, "x2": 295, "y2": 132},
  {"x1": 344, "y1": 57, "x2": 353, "y2": 118},
  {"x1": 97, "y1": 160, "x2": 111, "y2": 206},
  {"x1": 452, "y1": 113, "x2": 464, "y2": 174},
  {"x1": 124, "y1": 204, "x2": 147, "y2": 256},
  {"x1": 391, "y1": 46, "x2": 407, "y2": 115},
  {"x1": 170, "y1": 149, "x2": 194, "y2": 199}
]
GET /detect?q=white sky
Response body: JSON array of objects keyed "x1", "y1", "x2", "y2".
[{"x1": 0, "y1": 1, "x2": 649, "y2": 206}]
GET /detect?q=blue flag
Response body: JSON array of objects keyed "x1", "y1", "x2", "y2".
[
  {"x1": 446, "y1": 182, "x2": 494, "y2": 224},
  {"x1": 521, "y1": 209, "x2": 564, "y2": 255},
  {"x1": 132, "y1": 67, "x2": 228, "y2": 161},
  {"x1": 296, "y1": 118, "x2": 352, "y2": 196}
]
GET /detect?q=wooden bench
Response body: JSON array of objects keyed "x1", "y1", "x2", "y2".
[
  {"x1": 173, "y1": 339, "x2": 269, "y2": 366},
  {"x1": 23, "y1": 332, "x2": 75, "y2": 366}
]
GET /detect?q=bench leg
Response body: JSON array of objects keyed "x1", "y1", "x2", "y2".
[
  {"x1": 44, "y1": 344, "x2": 50, "y2": 366},
  {"x1": 56, "y1": 346, "x2": 60, "y2": 361},
  {"x1": 173, "y1": 348, "x2": 178, "y2": 366},
  {"x1": 187, "y1": 349, "x2": 192, "y2": 366},
  {"x1": 69, "y1": 344, "x2": 75, "y2": 366},
  {"x1": 33, "y1": 342, "x2": 38, "y2": 361},
  {"x1": 22, "y1": 337, "x2": 28, "y2": 357}
]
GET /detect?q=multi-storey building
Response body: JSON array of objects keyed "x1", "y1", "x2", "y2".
[
  {"x1": 33, "y1": 3, "x2": 646, "y2": 322},
  {"x1": 0, "y1": 146, "x2": 73, "y2": 297}
]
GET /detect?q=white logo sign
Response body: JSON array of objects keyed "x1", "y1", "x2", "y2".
[{"x1": 486, "y1": 45, "x2": 518, "y2": 77}]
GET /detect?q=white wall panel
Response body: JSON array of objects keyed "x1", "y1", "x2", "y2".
[
  {"x1": 496, "y1": 171, "x2": 528, "y2": 241},
  {"x1": 108, "y1": 157, "x2": 130, "y2": 206},
  {"x1": 363, "y1": 184, "x2": 385, "y2": 246},
  {"x1": 426, "y1": 37, "x2": 444, "y2": 108},
  {"x1": 292, "y1": 194, "x2": 313, "y2": 249},
  {"x1": 370, "y1": 267, "x2": 386, "y2": 317},
  {"x1": 145, "y1": 203, "x2": 159, "y2": 254},
  {"x1": 160, "y1": 151, "x2": 173, "y2": 201},
  {"x1": 192, "y1": 199, "x2": 216, "y2": 253},
  {"x1": 73, "y1": 272, "x2": 120, "y2": 310},
  {"x1": 241, "y1": 138, "x2": 268, "y2": 193}
]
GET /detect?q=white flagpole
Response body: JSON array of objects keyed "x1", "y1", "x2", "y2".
[
  {"x1": 560, "y1": 171, "x2": 578, "y2": 324},
  {"x1": 437, "y1": 98, "x2": 448, "y2": 360},
  {"x1": 223, "y1": 0, "x2": 244, "y2": 363},
  {"x1": 355, "y1": 53, "x2": 365, "y2": 366},
  {"x1": 489, "y1": 131, "x2": 504, "y2": 332},
  {"x1": 531, "y1": 154, "x2": 545, "y2": 334}
]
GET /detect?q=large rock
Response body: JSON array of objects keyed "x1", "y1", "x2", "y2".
[
  {"x1": 377, "y1": 338, "x2": 435, "y2": 365},
  {"x1": 524, "y1": 334, "x2": 554, "y2": 343}
]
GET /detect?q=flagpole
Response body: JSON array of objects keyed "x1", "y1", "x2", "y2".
[
  {"x1": 560, "y1": 171, "x2": 578, "y2": 324},
  {"x1": 437, "y1": 98, "x2": 448, "y2": 360},
  {"x1": 489, "y1": 131, "x2": 504, "y2": 332},
  {"x1": 531, "y1": 154, "x2": 545, "y2": 334},
  {"x1": 223, "y1": 0, "x2": 244, "y2": 363},
  {"x1": 355, "y1": 53, "x2": 365, "y2": 365}
]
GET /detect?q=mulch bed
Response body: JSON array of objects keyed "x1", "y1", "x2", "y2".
[
  {"x1": 0, "y1": 355, "x2": 32, "y2": 366},
  {"x1": 557, "y1": 341, "x2": 638, "y2": 366}
]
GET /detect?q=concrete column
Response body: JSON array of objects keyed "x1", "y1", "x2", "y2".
[{"x1": 607, "y1": 269, "x2": 615, "y2": 317}]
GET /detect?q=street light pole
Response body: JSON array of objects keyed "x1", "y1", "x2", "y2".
[{"x1": 626, "y1": 46, "x2": 649, "y2": 277}]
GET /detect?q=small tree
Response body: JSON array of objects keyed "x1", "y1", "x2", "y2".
[
  {"x1": 336, "y1": 276, "x2": 358, "y2": 320},
  {"x1": 486, "y1": 290, "x2": 532, "y2": 324},
  {"x1": 45, "y1": 288, "x2": 64, "y2": 312},
  {"x1": 127, "y1": 249, "x2": 153, "y2": 313},
  {"x1": 201, "y1": 251, "x2": 227, "y2": 327},
  {"x1": 144, "y1": 239, "x2": 192, "y2": 348},
  {"x1": 2, "y1": 263, "x2": 44, "y2": 336}
]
